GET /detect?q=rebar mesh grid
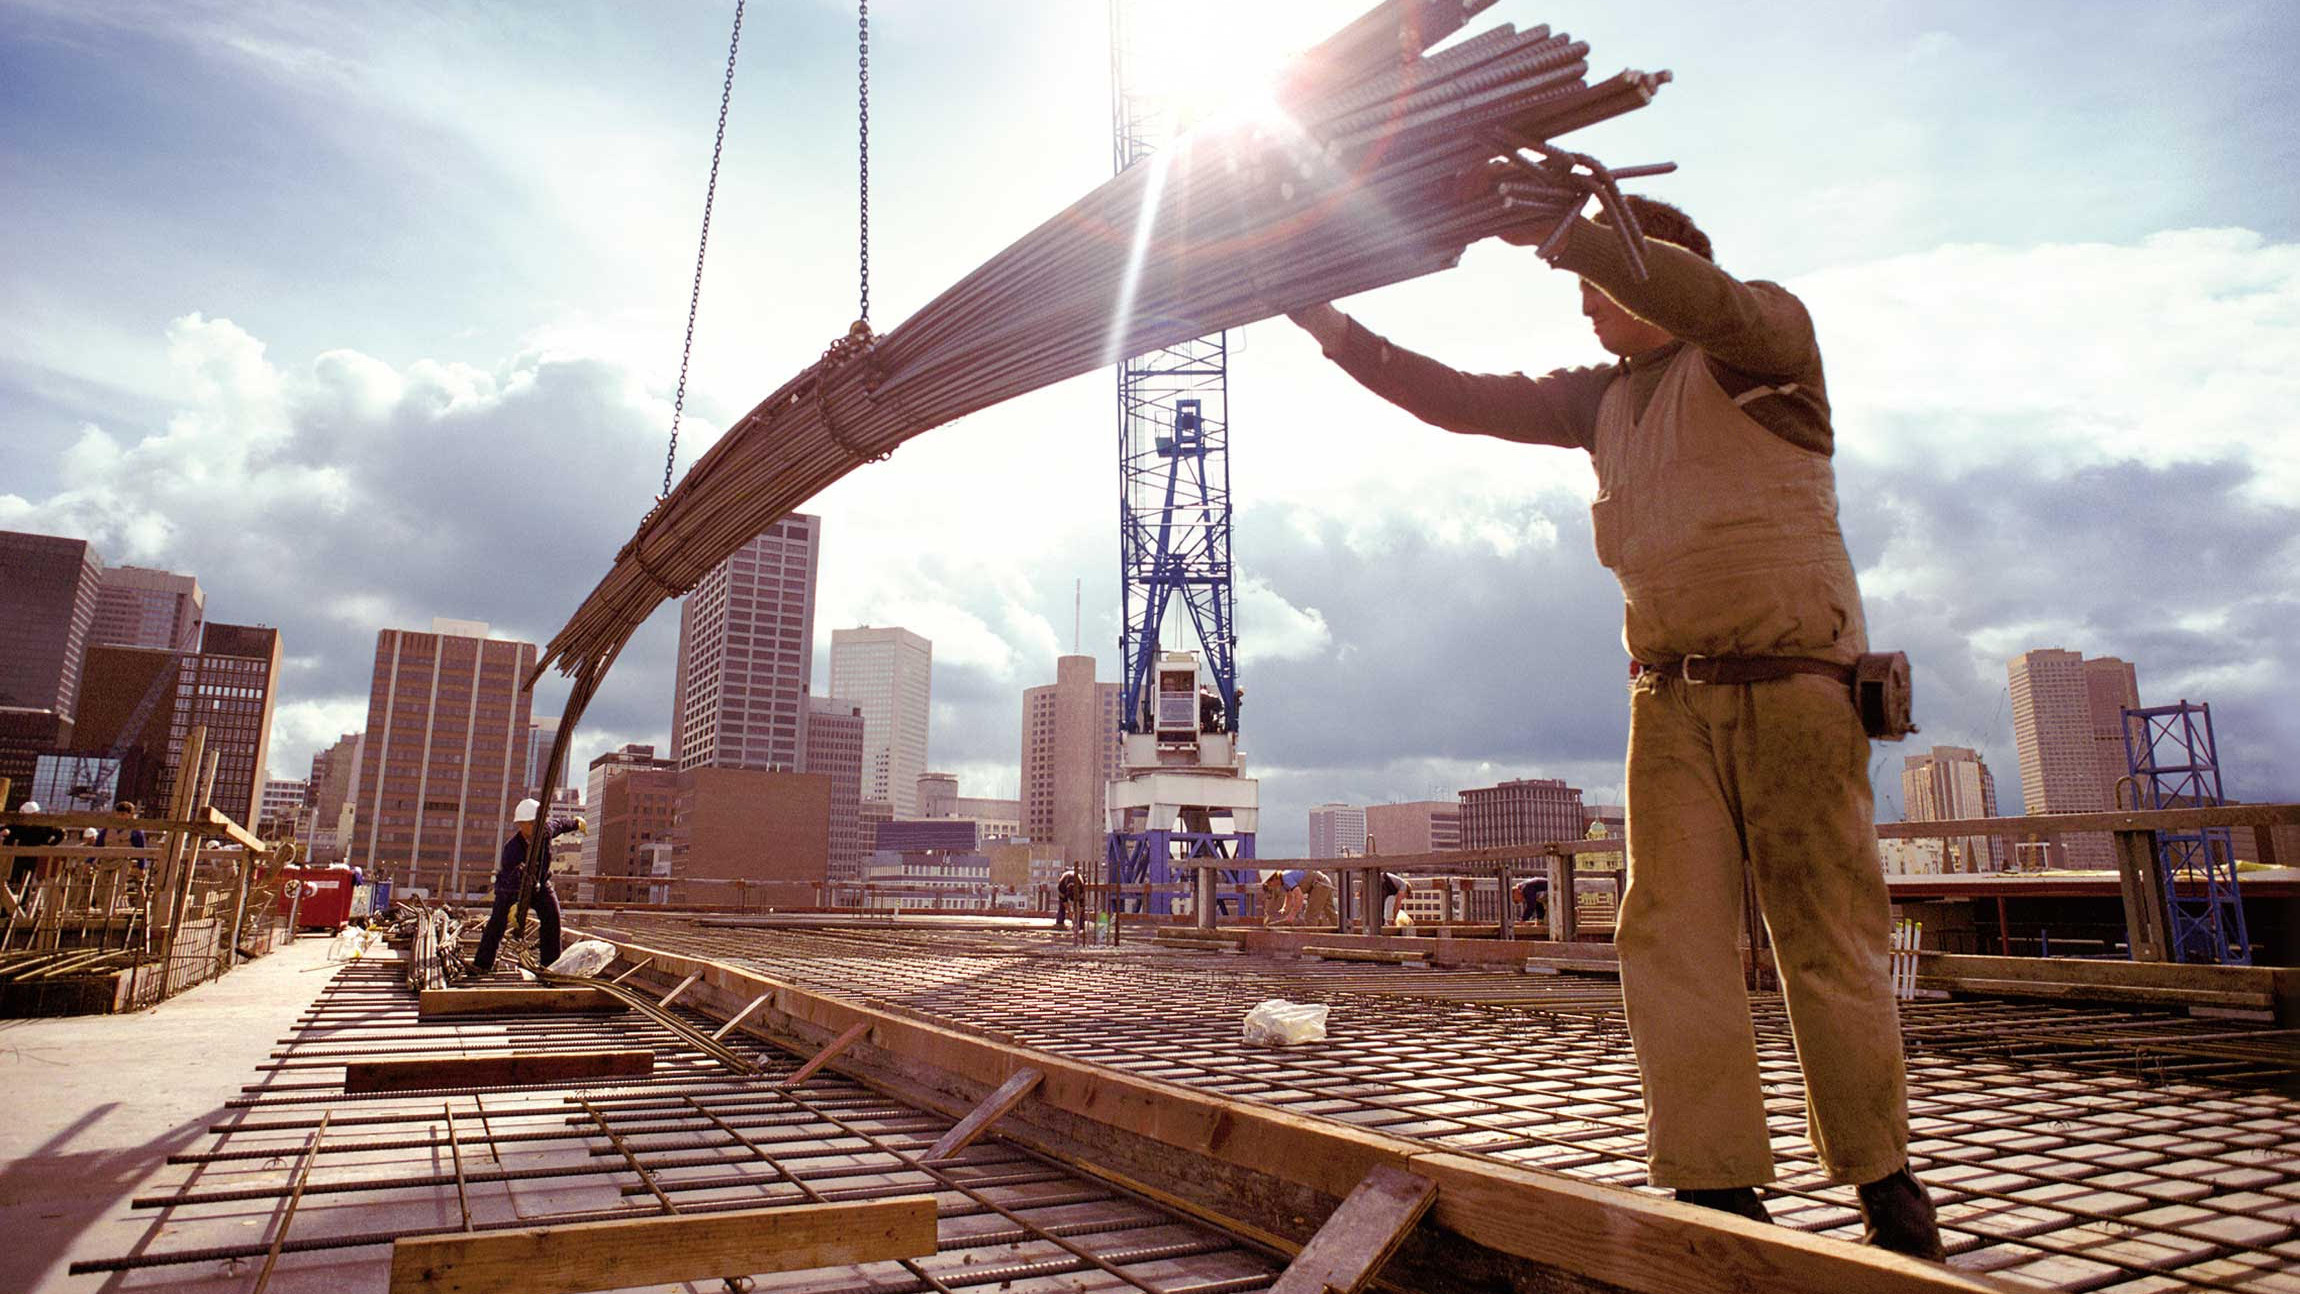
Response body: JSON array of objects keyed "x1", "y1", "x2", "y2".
[
  {"x1": 582, "y1": 915, "x2": 2300, "y2": 1294},
  {"x1": 70, "y1": 956, "x2": 1283, "y2": 1292}
]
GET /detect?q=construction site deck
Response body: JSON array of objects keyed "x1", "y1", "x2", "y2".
[{"x1": 9, "y1": 911, "x2": 2293, "y2": 1294}]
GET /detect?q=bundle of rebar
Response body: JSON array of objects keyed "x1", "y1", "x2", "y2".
[{"x1": 525, "y1": 0, "x2": 1670, "y2": 794}]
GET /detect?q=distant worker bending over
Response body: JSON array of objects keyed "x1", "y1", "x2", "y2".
[
  {"x1": 1262, "y1": 868, "x2": 1335, "y2": 927},
  {"x1": 1379, "y1": 871, "x2": 1413, "y2": 926},
  {"x1": 1288, "y1": 194, "x2": 1940, "y2": 1259},
  {"x1": 472, "y1": 797, "x2": 585, "y2": 973},
  {"x1": 1053, "y1": 864, "x2": 1085, "y2": 932}
]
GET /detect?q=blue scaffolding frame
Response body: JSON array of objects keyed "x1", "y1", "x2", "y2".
[{"x1": 2122, "y1": 701, "x2": 2251, "y2": 965}]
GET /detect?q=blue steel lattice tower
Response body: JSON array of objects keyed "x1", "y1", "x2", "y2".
[{"x1": 1103, "y1": 0, "x2": 1257, "y2": 912}]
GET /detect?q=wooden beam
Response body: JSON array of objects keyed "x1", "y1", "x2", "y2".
[
  {"x1": 778, "y1": 1020, "x2": 870, "y2": 1087},
  {"x1": 657, "y1": 972, "x2": 701, "y2": 1007},
  {"x1": 345, "y1": 1049, "x2": 652, "y2": 1094},
  {"x1": 418, "y1": 988, "x2": 628, "y2": 1017},
  {"x1": 710, "y1": 992, "x2": 773, "y2": 1041},
  {"x1": 923, "y1": 1066, "x2": 1042, "y2": 1161},
  {"x1": 387, "y1": 1195, "x2": 938, "y2": 1294},
  {"x1": 1270, "y1": 1164, "x2": 1438, "y2": 1294},
  {"x1": 204, "y1": 805, "x2": 269, "y2": 853},
  {"x1": 1412, "y1": 1152, "x2": 2007, "y2": 1294}
]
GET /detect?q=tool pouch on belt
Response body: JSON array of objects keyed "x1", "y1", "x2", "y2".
[{"x1": 1853, "y1": 652, "x2": 1918, "y2": 741}]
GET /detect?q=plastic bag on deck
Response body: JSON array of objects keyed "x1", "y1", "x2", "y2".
[
  {"x1": 1242, "y1": 998, "x2": 1329, "y2": 1047},
  {"x1": 547, "y1": 939, "x2": 618, "y2": 978}
]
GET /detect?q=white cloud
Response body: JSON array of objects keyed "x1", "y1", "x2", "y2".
[{"x1": 1235, "y1": 575, "x2": 1330, "y2": 664}]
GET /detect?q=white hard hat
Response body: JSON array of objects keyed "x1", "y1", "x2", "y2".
[
  {"x1": 20, "y1": 801, "x2": 39, "y2": 814},
  {"x1": 513, "y1": 797, "x2": 541, "y2": 822}
]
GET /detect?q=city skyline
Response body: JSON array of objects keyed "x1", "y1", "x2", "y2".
[{"x1": 4, "y1": 3, "x2": 2297, "y2": 856}]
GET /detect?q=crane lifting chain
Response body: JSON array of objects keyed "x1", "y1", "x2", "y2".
[
  {"x1": 662, "y1": 0, "x2": 748, "y2": 500},
  {"x1": 856, "y1": 0, "x2": 872, "y2": 333}
]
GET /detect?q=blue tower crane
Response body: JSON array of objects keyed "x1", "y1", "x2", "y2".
[{"x1": 1103, "y1": 0, "x2": 1257, "y2": 915}]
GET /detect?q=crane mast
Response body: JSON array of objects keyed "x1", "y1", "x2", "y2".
[{"x1": 1103, "y1": 0, "x2": 1258, "y2": 915}]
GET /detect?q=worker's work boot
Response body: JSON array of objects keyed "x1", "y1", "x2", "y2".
[
  {"x1": 1673, "y1": 1187, "x2": 1771, "y2": 1224},
  {"x1": 1856, "y1": 1166, "x2": 1946, "y2": 1261}
]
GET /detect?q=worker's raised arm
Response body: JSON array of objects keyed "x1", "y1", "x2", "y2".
[
  {"x1": 1550, "y1": 219, "x2": 1816, "y2": 382},
  {"x1": 1288, "y1": 307, "x2": 1609, "y2": 450}
]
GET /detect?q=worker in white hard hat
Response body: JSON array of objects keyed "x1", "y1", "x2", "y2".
[
  {"x1": 4, "y1": 802, "x2": 65, "y2": 893},
  {"x1": 471, "y1": 797, "x2": 586, "y2": 973}
]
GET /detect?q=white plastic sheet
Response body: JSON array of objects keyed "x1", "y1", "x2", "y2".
[
  {"x1": 547, "y1": 939, "x2": 618, "y2": 978},
  {"x1": 1242, "y1": 999, "x2": 1329, "y2": 1047}
]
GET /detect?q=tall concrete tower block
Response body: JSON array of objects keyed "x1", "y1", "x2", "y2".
[
  {"x1": 830, "y1": 626, "x2": 932, "y2": 817},
  {"x1": 353, "y1": 619, "x2": 536, "y2": 895},
  {"x1": 1308, "y1": 803, "x2": 1368, "y2": 858},
  {"x1": 2008, "y1": 648, "x2": 2139, "y2": 868},
  {"x1": 672, "y1": 515, "x2": 821, "y2": 774},
  {"x1": 92, "y1": 564, "x2": 204, "y2": 651},
  {"x1": 1900, "y1": 744, "x2": 2002, "y2": 871},
  {"x1": 1021, "y1": 655, "x2": 1123, "y2": 866}
]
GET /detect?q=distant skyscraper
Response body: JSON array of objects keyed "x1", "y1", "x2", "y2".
[
  {"x1": 1365, "y1": 800, "x2": 1461, "y2": 855},
  {"x1": 307, "y1": 731, "x2": 362, "y2": 860},
  {"x1": 91, "y1": 564, "x2": 204, "y2": 651},
  {"x1": 353, "y1": 619, "x2": 536, "y2": 894},
  {"x1": 804, "y1": 697, "x2": 866, "y2": 884},
  {"x1": 525, "y1": 715, "x2": 569, "y2": 796},
  {"x1": 1458, "y1": 777, "x2": 1585, "y2": 850},
  {"x1": 1901, "y1": 745, "x2": 2002, "y2": 872},
  {"x1": 831, "y1": 626, "x2": 932, "y2": 817},
  {"x1": 0, "y1": 530, "x2": 104, "y2": 717},
  {"x1": 1021, "y1": 655, "x2": 1123, "y2": 866},
  {"x1": 672, "y1": 515, "x2": 820, "y2": 774},
  {"x1": 2008, "y1": 648, "x2": 2139, "y2": 868},
  {"x1": 169, "y1": 623, "x2": 280, "y2": 829},
  {"x1": 1308, "y1": 803, "x2": 1368, "y2": 858}
]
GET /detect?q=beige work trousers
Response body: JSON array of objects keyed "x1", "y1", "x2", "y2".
[
  {"x1": 1302, "y1": 873, "x2": 1336, "y2": 926},
  {"x1": 1616, "y1": 671, "x2": 1908, "y2": 1189}
]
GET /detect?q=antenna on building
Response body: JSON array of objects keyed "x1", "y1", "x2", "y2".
[{"x1": 1073, "y1": 579, "x2": 1081, "y2": 656}]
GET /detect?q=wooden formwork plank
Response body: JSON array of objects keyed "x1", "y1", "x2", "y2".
[
  {"x1": 1410, "y1": 1152, "x2": 2011, "y2": 1294},
  {"x1": 345, "y1": 1049, "x2": 651, "y2": 1094},
  {"x1": 1269, "y1": 1164, "x2": 1437, "y2": 1294},
  {"x1": 923, "y1": 1066, "x2": 1042, "y2": 1161},
  {"x1": 417, "y1": 988, "x2": 627, "y2": 1017},
  {"x1": 778, "y1": 1020, "x2": 871, "y2": 1088},
  {"x1": 387, "y1": 1195, "x2": 938, "y2": 1294},
  {"x1": 710, "y1": 992, "x2": 773, "y2": 1041}
]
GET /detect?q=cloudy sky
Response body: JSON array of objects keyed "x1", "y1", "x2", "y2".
[{"x1": 5, "y1": 0, "x2": 2297, "y2": 856}]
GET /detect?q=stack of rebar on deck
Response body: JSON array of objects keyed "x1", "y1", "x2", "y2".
[{"x1": 531, "y1": 0, "x2": 1670, "y2": 735}]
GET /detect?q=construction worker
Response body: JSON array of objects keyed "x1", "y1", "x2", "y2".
[
  {"x1": 4, "y1": 802, "x2": 64, "y2": 892},
  {"x1": 1053, "y1": 865, "x2": 1085, "y2": 931},
  {"x1": 1288, "y1": 195, "x2": 1941, "y2": 1259},
  {"x1": 1262, "y1": 869, "x2": 1335, "y2": 927},
  {"x1": 471, "y1": 798, "x2": 585, "y2": 973},
  {"x1": 1514, "y1": 876, "x2": 1550, "y2": 927},
  {"x1": 1379, "y1": 871, "x2": 1413, "y2": 925}
]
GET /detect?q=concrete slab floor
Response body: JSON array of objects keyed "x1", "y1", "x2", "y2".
[{"x1": 0, "y1": 934, "x2": 350, "y2": 1292}]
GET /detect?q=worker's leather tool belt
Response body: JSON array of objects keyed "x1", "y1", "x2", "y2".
[{"x1": 1632, "y1": 651, "x2": 1919, "y2": 742}]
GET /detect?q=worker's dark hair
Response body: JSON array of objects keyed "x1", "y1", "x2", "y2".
[
  {"x1": 115, "y1": 800, "x2": 136, "y2": 814},
  {"x1": 1598, "y1": 195, "x2": 1713, "y2": 262}
]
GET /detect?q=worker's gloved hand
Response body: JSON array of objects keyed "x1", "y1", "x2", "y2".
[{"x1": 575, "y1": 817, "x2": 589, "y2": 834}]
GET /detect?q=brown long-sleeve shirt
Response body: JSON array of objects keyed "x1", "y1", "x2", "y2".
[{"x1": 1321, "y1": 219, "x2": 1834, "y2": 456}]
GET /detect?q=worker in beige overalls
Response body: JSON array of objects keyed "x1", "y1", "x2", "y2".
[{"x1": 1288, "y1": 195, "x2": 1943, "y2": 1260}]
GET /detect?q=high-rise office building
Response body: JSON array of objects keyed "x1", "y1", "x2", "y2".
[
  {"x1": 586, "y1": 743, "x2": 679, "y2": 903},
  {"x1": 1365, "y1": 800, "x2": 1460, "y2": 855},
  {"x1": 1901, "y1": 745, "x2": 2002, "y2": 872},
  {"x1": 1458, "y1": 777, "x2": 1585, "y2": 850},
  {"x1": 260, "y1": 777, "x2": 308, "y2": 836},
  {"x1": 672, "y1": 766, "x2": 831, "y2": 905},
  {"x1": 525, "y1": 715, "x2": 569, "y2": 797},
  {"x1": 1308, "y1": 803, "x2": 1369, "y2": 858},
  {"x1": 168, "y1": 623, "x2": 280, "y2": 829},
  {"x1": 830, "y1": 626, "x2": 932, "y2": 817},
  {"x1": 916, "y1": 772, "x2": 1023, "y2": 840},
  {"x1": 307, "y1": 731, "x2": 362, "y2": 860},
  {"x1": 352, "y1": 619, "x2": 536, "y2": 894},
  {"x1": 2008, "y1": 648, "x2": 2139, "y2": 868},
  {"x1": 1020, "y1": 655, "x2": 1123, "y2": 866},
  {"x1": 672, "y1": 515, "x2": 820, "y2": 775},
  {"x1": 0, "y1": 529, "x2": 104, "y2": 718},
  {"x1": 91, "y1": 565, "x2": 204, "y2": 651},
  {"x1": 804, "y1": 697, "x2": 867, "y2": 884}
]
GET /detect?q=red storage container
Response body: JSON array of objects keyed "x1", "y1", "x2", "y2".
[{"x1": 279, "y1": 866, "x2": 356, "y2": 930}]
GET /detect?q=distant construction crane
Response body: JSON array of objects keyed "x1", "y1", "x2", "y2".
[{"x1": 1102, "y1": 0, "x2": 1259, "y2": 913}]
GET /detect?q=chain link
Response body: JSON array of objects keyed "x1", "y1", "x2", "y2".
[
  {"x1": 856, "y1": 0, "x2": 871, "y2": 329},
  {"x1": 665, "y1": 1, "x2": 748, "y2": 501}
]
